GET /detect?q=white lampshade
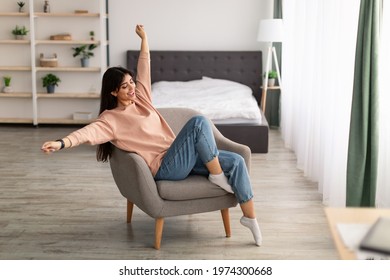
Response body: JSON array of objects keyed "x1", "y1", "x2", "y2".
[{"x1": 257, "y1": 19, "x2": 283, "y2": 43}]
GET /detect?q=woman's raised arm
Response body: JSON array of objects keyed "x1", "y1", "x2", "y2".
[{"x1": 135, "y1": 24, "x2": 149, "y2": 53}]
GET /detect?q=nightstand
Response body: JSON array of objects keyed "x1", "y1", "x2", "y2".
[{"x1": 261, "y1": 86, "x2": 281, "y2": 127}]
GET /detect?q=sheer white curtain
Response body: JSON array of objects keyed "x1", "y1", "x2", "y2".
[
  {"x1": 376, "y1": 1, "x2": 390, "y2": 207},
  {"x1": 281, "y1": 0, "x2": 360, "y2": 206}
]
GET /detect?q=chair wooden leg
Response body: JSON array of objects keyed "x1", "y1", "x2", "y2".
[
  {"x1": 154, "y1": 217, "x2": 164, "y2": 250},
  {"x1": 221, "y1": 208, "x2": 231, "y2": 237},
  {"x1": 127, "y1": 200, "x2": 134, "y2": 223}
]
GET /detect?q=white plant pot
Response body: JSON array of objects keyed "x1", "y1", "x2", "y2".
[
  {"x1": 2, "y1": 86, "x2": 13, "y2": 93},
  {"x1": 15, "y1": 35, "x2": 25, "y2": 40},
  {"x1": 268, "y1": 78, "x2": 276, "y2": 87}
]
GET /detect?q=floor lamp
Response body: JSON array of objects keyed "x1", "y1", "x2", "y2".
[{"x1": 257, "y1": 19, "x2": 283, "y2": 113}]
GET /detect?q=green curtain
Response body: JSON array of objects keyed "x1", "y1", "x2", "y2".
[{"x1": 346, "y1": 0, "x2": 381, "y2": 207}]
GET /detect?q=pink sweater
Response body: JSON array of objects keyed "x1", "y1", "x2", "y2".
[{"x1": 66, "y1": 52, "x2": 175, "y2": 176}]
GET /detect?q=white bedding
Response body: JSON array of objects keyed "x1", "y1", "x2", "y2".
[{"x1": 152, "y1": 77, "x2": 262, "y2": 125}]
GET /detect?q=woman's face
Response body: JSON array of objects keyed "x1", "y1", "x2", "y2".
[{"x1": 112, "y1": 74, "x2": 136, "y2": 107}]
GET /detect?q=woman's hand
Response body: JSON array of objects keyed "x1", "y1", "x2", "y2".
[
  {"x1": 135, "y1": 24, "x2": 147, "y2": 39},
  {"x1": 41, "y1": 141, "x2": 61, "y2": 154}
]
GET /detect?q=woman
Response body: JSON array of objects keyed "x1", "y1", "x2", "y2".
[{"x1": 41, "y1": 25, "x2": 262, "y2": 246}]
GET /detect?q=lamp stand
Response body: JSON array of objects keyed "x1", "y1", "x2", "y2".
[{"x1": 261, "y1": 45, "x2": 282, "y2": 113}]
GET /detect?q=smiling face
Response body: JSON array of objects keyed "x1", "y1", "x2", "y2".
[{"x1": 111, "y1": 74, "x2": 136, "y2": 107}]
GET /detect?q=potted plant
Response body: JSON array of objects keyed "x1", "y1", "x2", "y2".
[
  {"x1": 72, "y1": 44, "x2": 97, "y2": 67},
  {"x1": 89, "y1": 31, "x2": 95, "y2": 41},
  {"x1": 2, "y1": 76, "x2": 13, "y2": 93},
  {"x1": 12, "y1": 25, "x2": 29, "y2": 40},
  {"x1": 267, "y1": 70, "x2": 278, "y2": 87},
  {"x1": 42, "y1": 73, "x2": 61, "y2": 93},
  {"x1": 17, "y1": 1, "x2": 26, "y2": 13}
]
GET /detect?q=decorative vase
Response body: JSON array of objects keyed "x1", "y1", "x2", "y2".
[
  {"x1": 44, "y1": 1, "x2": 50, "y2": 13},
  {"x1": 46, "y1": 85, "x2": 55, "y2": 93},
  {"x1": 80, "y1": 58, "x2": 89, "y2": 68}
]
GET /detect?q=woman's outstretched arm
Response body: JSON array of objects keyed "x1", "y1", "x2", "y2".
[
  {"x1": 41, "y1": 137, "x2": 72, "y2": 153},
  {"x1": 135, "y1": 24, "x2": 149, "y2": 53},
  {"x1": 41, "y1": 119, "x2": 114, "y2": 154},
  {"x1": 134, "y1": 24, "x2": 152, "y2": 101}
]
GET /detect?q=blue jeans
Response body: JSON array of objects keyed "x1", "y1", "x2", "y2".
[{"x1": 154, "y1": 116, "x2": 254, "y2": 204}]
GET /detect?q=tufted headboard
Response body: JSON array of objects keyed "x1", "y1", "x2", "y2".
[{"x1": 126, "y1": 50, "x2": 262, "y2": 102}]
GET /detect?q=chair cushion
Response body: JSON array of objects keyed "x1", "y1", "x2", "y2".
[{"x1": 156, "y1": 175, "x2": 229, "y2": 201}]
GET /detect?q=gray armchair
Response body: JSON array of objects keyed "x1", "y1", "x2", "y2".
[{"x1": 109, "y1": 108, "x2": 251, "y2": 249}]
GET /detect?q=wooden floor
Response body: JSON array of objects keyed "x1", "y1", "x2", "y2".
[{"x1": 0, "y1": 125, "x2": 338, "y2": 260}]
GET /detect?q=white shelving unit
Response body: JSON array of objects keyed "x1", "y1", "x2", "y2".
[{"x1": 0, "y1": 0, "x2": 108, "y2": 125}]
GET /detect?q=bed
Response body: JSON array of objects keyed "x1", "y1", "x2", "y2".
[{"x1": 126, "y1": 50, "x2": 268, "y2": 153}]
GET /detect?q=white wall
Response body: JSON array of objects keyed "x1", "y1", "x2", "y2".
[{"x1": 108, "y1": 0, "x2": 273, "y2": 67}]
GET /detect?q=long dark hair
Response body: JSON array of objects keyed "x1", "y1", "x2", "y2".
[{"x1": 96, "y1": 66, "x2": 135, "y2": 162}]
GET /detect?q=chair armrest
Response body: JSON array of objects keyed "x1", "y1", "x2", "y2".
[{"x1": 109, "y1": 147, "x2": 165, "y2": 217}]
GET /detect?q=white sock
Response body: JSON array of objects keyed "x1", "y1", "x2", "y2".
[
  {"x1": 208, "y1": 172, "x2": 234, "y2": 193},
  {"x1": 240, "y1": 216, "x2": 262, "y2": 246}
]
